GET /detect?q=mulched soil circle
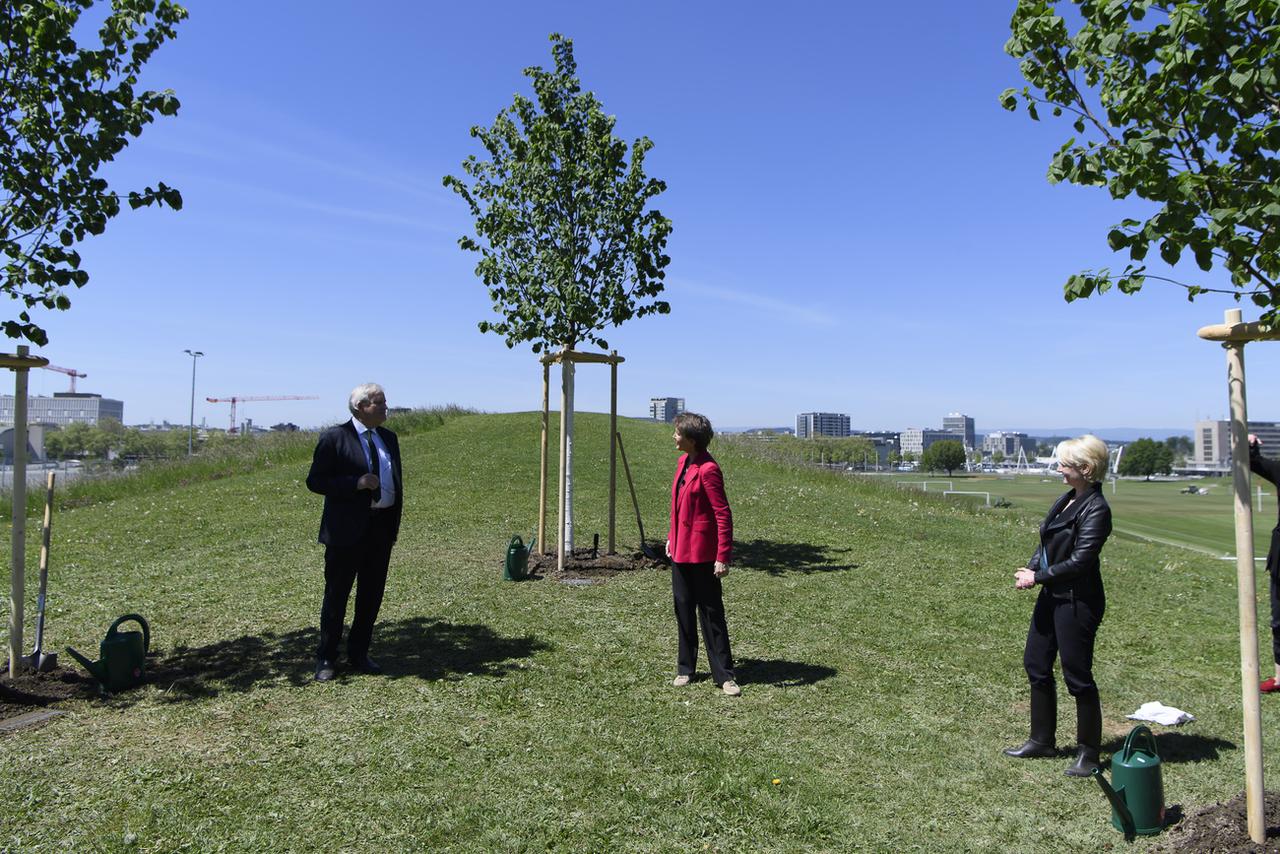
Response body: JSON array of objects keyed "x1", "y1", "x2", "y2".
[
  {"x1": 524, "y1": 547, "x2": 666, "y2": 583},
  {"x1": 1153, "y1": 790, "x2": 1280, "y2": 853},
  {"x1": 0, "y1": 664, "x2": 97, "y2": 722}
]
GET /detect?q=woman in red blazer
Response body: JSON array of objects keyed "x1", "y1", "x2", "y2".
[{"x1": 665, "y1": 412, "x2": 739, "y2": 696}]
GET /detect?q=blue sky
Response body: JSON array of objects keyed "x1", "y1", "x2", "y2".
[{"x1": 18, "y1": 1, "x2": 1280, "y2": 434}]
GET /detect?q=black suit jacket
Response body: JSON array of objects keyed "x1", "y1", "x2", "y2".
[
  {"x1": 306, "y1": 421, "x2": 403, "y2": 547},
  {"x1": 1026, "y1": 482, "x2": 1111, "y2": 600},
  {"x1": 1252, "y1": 443, "x2": 1280, "y2": 575}
]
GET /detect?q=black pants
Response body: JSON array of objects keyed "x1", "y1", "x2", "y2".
[
  {"x1": 317, "y1": 511, "x2": 396, "y2": 661},
  {"x1": 1267, "y1": 528, "x2": 1280, "y2": 664},
  {"x1": 672, "y1": 561, "x2": 735, "y2": 683},
  {"x1": 1023, "y1": 587, "x2": 1104, "y2": 698}
]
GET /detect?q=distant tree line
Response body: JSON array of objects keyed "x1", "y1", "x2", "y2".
[
  {"x1": 725, "y1": 434, "x2": 877, "y2": 468},
  {"x1": 40, "y1": 419, "x2": 295, "y2": 464}
]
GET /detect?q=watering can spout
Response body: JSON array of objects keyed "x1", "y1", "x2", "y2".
[
  {"x1": 65, "y1": 645, "x2": 105, "y2": 682},
  {"x1": 1092, "y1": 768, "x2": 1137, "y2": 842}
]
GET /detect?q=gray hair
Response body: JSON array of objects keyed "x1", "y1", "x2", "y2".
[{"x1": 348, "y1": 383, "x2": 385, "y2": 415}]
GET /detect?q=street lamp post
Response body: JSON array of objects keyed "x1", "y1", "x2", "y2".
[{"x1": 184, "y1": 349, "x2": 203, "y2": 455}]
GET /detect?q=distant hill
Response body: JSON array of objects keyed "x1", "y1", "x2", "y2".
[{"x1": 1001, "y1": 427, "x2": 1192, "y2": 442}]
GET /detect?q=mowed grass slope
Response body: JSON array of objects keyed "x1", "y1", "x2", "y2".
[
  {"x1": 876, "y1": 471, "x2": 1276, "y2": 557},
  {"x1": 0, "y1": 412, "x2": 1272, "y2": 852}
]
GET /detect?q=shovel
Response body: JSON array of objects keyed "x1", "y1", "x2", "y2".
[
  {"x1": 616, "y1": 432, "x2": 666, "y2": 562},
  {"x1": 23, "y1": 472, "x2": 58, "y2": 673}
]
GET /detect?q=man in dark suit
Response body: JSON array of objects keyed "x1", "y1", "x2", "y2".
[{"x1": 306, "y1": 383, "x2": 403, "y2": 682}]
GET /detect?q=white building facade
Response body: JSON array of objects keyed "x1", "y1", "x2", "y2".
[{"x1": 0, "y1": 392, "x2": 124, "y2": 427}]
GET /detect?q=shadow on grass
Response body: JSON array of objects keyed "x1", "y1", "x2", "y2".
[
  {"x1": 1100, "y1": 730, "x2": 1236, "y2": 764},
  {"x1": 147, "y1": 616, "x2": 548, "y2": 701},
  {"x1": 736, "y1": 657, "x2": 837, "y2": 687},
  {"x1": 733, "y1": 539, "x2": 858, "y2": 576}
]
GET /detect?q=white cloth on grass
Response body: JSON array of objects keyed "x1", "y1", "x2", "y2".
[{"x1": 1126, "y1": 701, "x2": 1194, "y2": 726}]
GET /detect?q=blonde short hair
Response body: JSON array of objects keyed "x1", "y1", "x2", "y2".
[{"x1": 1056, "y1": 434, "x2": 1110, "y2": 482}]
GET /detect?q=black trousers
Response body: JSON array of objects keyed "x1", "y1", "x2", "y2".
[
  {"x1": 1023, "y1": 587, "x2": 1104, "y2": 698},
  {"x1": 672, "y1": 561, "x2": 735, "y2": 683},
  {"x1": 1267, "y1": 528, "x2": 1280, "y2": 664},
  {"x1": 317, "y1": 511, "x2": 396, "y2": 661}
]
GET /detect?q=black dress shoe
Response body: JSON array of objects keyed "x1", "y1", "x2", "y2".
[
  {"x1": 1003, "y1": 739, "x2": 1056, "y2": 759},
  {"x1": 351, "y1": 655, "x2": 382, "y2": 675},
  {"x1": 315, "y1": 660, "x2": 337, "y2": 682}
]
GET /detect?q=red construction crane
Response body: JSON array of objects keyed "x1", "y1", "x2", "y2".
[
  {"x1": 41, "y1": 364, "x2": 87, "y2": 393},
  {"x1": 205, "y1": 395, "x2": 319, "y2": 433}
]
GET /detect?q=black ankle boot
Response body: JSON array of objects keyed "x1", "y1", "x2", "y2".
[
  {"x1": 1065, "y1": 745, "x2": 1101, "y2": 777},
  {"x1": 1004, "y1": 739, "x2": 1056, "y2": 758},
  {"x1": 1004, "y1": 683, "x2": 1056, "y2": 759},
  {"x1": 1065, "y1": 692, "x2": 1103, "y2": 778}
]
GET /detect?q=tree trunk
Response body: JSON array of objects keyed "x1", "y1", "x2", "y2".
[{"x1": 563, "y1": 357, "x2": 575, "y2": 554}]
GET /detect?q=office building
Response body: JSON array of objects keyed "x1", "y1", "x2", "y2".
[
  {"x1": 1190, "y1": 419, "x2": 1279, "y2": 467},
  {"x1": 854, "y1": 431, "x2": 900, "y2": 466},
  {"x1": 796, "y1": 412, "x2": 850, "y2": 439},
  {"x1": 900, "y1": 427, "x2": 954, "y2": 457},
  {"x1": 984, "y1": 431, "x2": 1029, "y2": 458},
  {"x1": 942, "y1": 412, "x2": 976, "y2": 449},
  {"x1": 0, "y1": 392, "x2": 124, "y2": 428},
  {"x1": 1194, "y1": 420, "x2": 1230, "y2": 467},
  {"x1": 1251, "y1": 421, "x2": 1280, "y2": 460},
  {"x1": 649, "y1": 397, "x2": 685, "y2": 423}
]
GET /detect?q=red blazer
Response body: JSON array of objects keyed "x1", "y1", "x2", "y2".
[{"x1": 668, "y1": 451, "x2": 733, "y2": 564}]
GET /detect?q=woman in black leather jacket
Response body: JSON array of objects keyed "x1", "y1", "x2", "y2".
[
  {"x1": 1004, "y1": 434, "x2": 1113, "y2": 777},
  {"x1": 1250, "y1": 434, "x2": 1280, "y2": 693}
]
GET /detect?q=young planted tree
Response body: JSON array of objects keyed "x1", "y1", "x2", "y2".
[
  {"x1": 1002, "y1": 1, "x2": 1280, "y2": 324},
  {"x1": 1, "y1": 0, "x2": 187, "y2": 345},
  {"x1": 444, "y1": 34, "x2": 672, "y2": 552}
]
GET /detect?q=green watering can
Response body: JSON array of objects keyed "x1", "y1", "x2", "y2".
[
  {"x1": 66, "y1": 614, "x2": 150, "y2": 693},
  {"x1": 1092, "y1": 725, "x2": 1166, "y2": 841},
  {"x1": 504, "y1": 535, "x2": 535, "y2": 581}
]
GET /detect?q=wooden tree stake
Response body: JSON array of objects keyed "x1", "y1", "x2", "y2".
[
  {"x1": 539, "y1": 362, "x2": 549, "y2": 555},
  {"x1": 1198, "y1": 307, "x2": 1280, "y2": 845},
  {"x1": 608, "y1": 352, "x2": 617, "y2": 554}
]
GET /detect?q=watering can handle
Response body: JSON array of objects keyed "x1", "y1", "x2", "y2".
[
  {"x1": 107, "y1": 614, "x2": 150, "y2": 653},
  {"x1": 1121, "y1": 724, "x2": 1159, "y2": 760}
]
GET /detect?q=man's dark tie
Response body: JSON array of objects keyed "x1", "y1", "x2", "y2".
[
  {"x1": 365, "y1": 430, "x2": 378, "y2": 473},
  {"x1": 365, "y1": 430, "x2": 379, "y2": 504}
]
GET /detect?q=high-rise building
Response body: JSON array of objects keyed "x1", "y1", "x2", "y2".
[
  {"x1": 796, "y1": 412, "x2": 850, "y2": 438},
  {"x1": 942, "y1": 412, "x2": 976, "y2": 449},
  {"x1": 649, "y1": 397, "x2": 685, "y2": 423},
  {"x1": 0, "y1": 392, "x2": 124, "y2": 427}
]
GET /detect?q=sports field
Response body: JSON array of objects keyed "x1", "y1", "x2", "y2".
[{"x1": 876, "y1": 472, "x2": 1277, "y2": 559}]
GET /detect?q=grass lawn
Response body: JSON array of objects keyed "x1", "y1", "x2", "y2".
[
  {"x1": 875, "y1": 471, "x2": 1276, "y2": 558},
  {"x1": 1, "y1": 411, "x2": 1277, "y2": 851}
]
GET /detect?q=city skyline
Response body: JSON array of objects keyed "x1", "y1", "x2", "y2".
[{"x1": 10, "y1": 3, "x2": 1280, "y2": 431}]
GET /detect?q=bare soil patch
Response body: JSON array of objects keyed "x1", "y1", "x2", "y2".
[
  {"x1": 525, "y1": 547, "x2": 665, "y2": 582},
  {"x1": 1154, "y1": 791, "x2": 1280, "y2": 852},
  {"x1": 0, "y1": 665, "x2": 97, "y2": 722}
]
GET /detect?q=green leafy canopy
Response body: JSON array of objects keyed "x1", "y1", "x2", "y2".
[
  {"x1": 1002, "y1": 0, "x2": 1280, "y2": 325},
  {"x1": 921, "y1": 439, "x2": 967, "y2": 475},
  {"x1": 443, "y1": 34, "x2": 672, "y2": 354},
  {"x1": 1, "y1": 0, "x2": 186, "y2": 347}
]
